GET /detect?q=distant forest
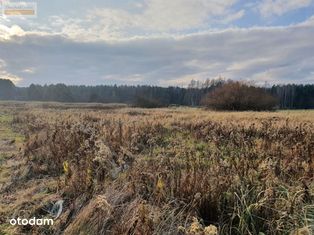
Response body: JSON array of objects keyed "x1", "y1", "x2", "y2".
[{"x1": 1, "y1": 78, "x2": 314, "y2": 109}]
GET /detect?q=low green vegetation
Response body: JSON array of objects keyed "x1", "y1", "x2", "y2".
[{"x1": 0, "y1": 113, "x2": 24, "y2": 144}]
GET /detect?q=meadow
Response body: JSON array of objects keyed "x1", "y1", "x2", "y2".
[{"x1": 0, "y1": 102, "x2": 313, "y2": 235}]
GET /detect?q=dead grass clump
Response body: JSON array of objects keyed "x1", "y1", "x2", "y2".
[
  {"x1": 10, "y1": 107, "x2": 314, "y2": 234},
  {"x1": 63, "y1": 195, "x2": 113, "y2": 235}
]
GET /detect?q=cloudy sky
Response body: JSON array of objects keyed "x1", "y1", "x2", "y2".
[{"x1": 0, "y1": 0, "x2": 314, "y2": 87}]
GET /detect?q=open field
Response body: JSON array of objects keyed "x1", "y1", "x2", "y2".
[{"x1": 0, "y1": 102, "x2": 314, "y2": 235}]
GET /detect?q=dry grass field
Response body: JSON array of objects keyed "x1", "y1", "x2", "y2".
[{"x1": 0, "y1": 102, "x2": 314, "y2": 235}]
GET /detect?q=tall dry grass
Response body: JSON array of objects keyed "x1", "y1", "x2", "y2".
[{"x1": 11, "y1": 106, "x2": 314, "y2": 234}]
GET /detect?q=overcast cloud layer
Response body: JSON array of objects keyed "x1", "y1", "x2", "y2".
[{"x1": 0, "y1": 0, "x2": 314, "y2": 86}]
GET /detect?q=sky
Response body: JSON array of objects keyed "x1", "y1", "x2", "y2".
[{"x1": 0, "y1": 0, "x2": 314, "y2": 87}]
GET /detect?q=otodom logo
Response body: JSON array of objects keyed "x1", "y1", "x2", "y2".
[
  {"x1": 2, "y1": 1, "x2": 37, "y2": 17},
  {"x1": 9, "y1": 217, "x2": 54, "y2": 226}
]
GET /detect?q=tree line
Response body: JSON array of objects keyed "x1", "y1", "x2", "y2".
[{"x1": 1, "y1": 78, "x2": 314, "y2": 109}]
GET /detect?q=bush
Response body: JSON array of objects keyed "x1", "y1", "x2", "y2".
[{"x1": 201, "y1": 81, "x2": 278, "y2": 111}]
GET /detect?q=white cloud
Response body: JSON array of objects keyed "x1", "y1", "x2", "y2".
[
  {"x1": 0, "y1": 16, "x2": 314, "y2": 86},
  {"x1": 219, "y1": 9, "x2": 245, "y2": 24},
  {"x1": 138, "y1": 0, "x2": 239, "y2": 30},
  {"x1": 22, "y1": 68, "x2": 36, "y2": 74},
  {"x1": 1, "y1": 0, "x2": 314, "y2": 87},
  {"x1": 0, "y1": 59, "x2": 22, "y2": 84},
  {"x1": 0, "y1": 25, "x2": 25, "y2": 40},
  {"x1": 259, "y1": 0, "x2": 312, "y2": 17},
  {"x1": 42, "y1": 0, "x2": 243, "y2": 41}
]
